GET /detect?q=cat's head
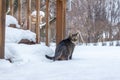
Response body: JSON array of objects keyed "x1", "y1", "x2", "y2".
[{"x1": 69, "y1": 32, "x2": 79, "y2": 44}]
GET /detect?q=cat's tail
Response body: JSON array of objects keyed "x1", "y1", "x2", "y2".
[{"x1": 45, "y1": 55, "x2": 54, "y2": 60}]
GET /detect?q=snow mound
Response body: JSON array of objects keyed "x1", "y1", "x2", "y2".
[
  {"x1": 5, "y1": 27, "x2": 36, "y2": 43},
  {"x1": 6, "y1": 15, "x2": 20, "y2": 28},
  {"x1": 5, "y1": 43, "x2": 54, "y2": 63}
]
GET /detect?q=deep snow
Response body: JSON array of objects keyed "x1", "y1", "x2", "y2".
[{"x1": 1, "y1": 45, "x2": 120, "y2": 80}]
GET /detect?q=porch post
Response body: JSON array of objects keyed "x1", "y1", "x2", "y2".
[
  {"x1": 56, "y1": 0, "x2": 66, "y2": 44},
  {"x1": 36, "y1": 0, "x2": 40, "y2": 43},
  {"x1": 27, "y1": 0, "x2": 31, "y2": 30},
  {"x1": 46, "y1": 0, "x2": 50, "y2": 46},
  {"x1": 0, "y1": 0, "x2": 6, "y2": 59}
]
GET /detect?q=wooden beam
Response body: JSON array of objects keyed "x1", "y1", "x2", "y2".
[
  {"x1": 62, "y1": 0, "x2": 66, "y2": 40},
  {"x1": 0, "y1": 0, "x2": 6, "y2": 59},
  {"x1": 56, "y1": 0, "x2": 66, "y2": 44},
  {"x1": 36, "y1": 0, "x2": 40, "y2": 43},
  {"x1": 27, "y1": 0, "x2": 31, "y2": 30},
  {"x1": 9, "y1": 0, "x2": 14, "y2": 16},
  {"x1": 46, "y1": 0, "x2": 50, "y2": 46},
  {"x1": 18, "y1": 0, "x2": 22, "y2": 26}
]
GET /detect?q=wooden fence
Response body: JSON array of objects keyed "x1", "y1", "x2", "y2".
[
  {"x1": 8, "y1": 0, "x2": 66, "y2": 45},
  {"x1": 9, "y1": 0, "x2": 41, "y2": 43},
  {"x1": 0, "y1": 0, "x2": 66, "y2": 59}
]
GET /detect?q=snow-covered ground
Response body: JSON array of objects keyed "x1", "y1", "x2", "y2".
[
  {"x1": 1, "y1": 44, "x2": 120, "y2": 80},
  {"x1": 0, "y1": 15, "x2": 120, "y2": 80}
]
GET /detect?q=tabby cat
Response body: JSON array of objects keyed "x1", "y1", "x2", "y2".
[{"x1": 45, "y1": 32, "x2": 79, "y2": 61}]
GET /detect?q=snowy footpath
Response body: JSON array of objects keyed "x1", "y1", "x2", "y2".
[{"x1": 0, "y1": 44, "x2": 120, "y2": 80}]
